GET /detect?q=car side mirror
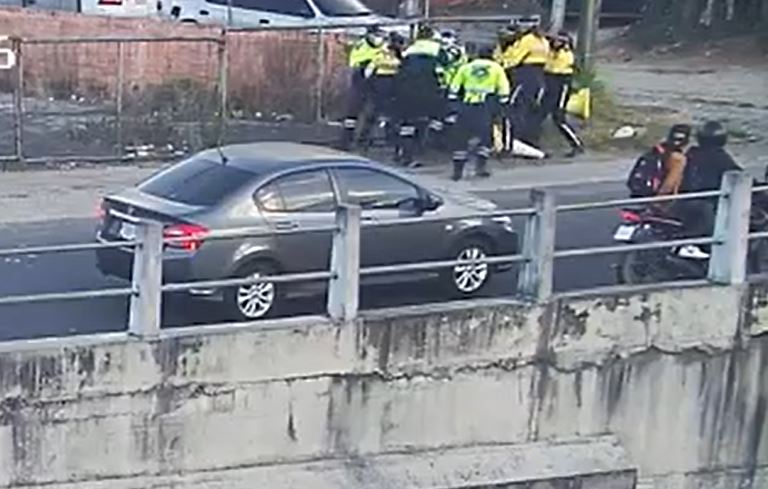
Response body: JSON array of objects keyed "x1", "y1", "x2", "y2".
[{"x1": 422, "y1": 194, "x2": 443, "y2": 212}]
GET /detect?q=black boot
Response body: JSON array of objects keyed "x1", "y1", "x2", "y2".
[
  {"x1": 565, "y1": 145, "x2": 585, "y2": 158},
  {"x1": 452, "y1": 157, "x2": 466, "y2": 181},
  {"x1": 475, "y1": 157, "x2": 491, "y2": 178}
]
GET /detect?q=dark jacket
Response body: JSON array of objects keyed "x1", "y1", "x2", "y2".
[{"x1": 681, "y1": 146, "x2": 742, "y2": 193}]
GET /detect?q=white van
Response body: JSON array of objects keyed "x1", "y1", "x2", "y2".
[
  {"x1": 80, "y1": 0, "x2": 158, "y2": 18},
  {"x1": 158, "y1": 0, "x2": 395, "y2": 29}
]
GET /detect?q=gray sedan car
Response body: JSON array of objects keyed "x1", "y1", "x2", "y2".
[{"x1": 96, "y1": 142, "x2": 518, "y2": 320}]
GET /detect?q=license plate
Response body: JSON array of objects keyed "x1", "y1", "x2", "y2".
[
  {"x1": 119, "y1": 222, "x2": 136, "y2": 240},
  {"x1": 613, "y1": 224, "x2": 637, "y2": 242}
]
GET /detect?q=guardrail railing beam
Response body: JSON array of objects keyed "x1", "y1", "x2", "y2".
[
  {"x1": 709, "y1": 170, "x2": 752, "y2": 285},
  {"x1": 518, "y1": 189, "x2": 556, "y2": 302},
  {"x1": 128, "y1": 220, "x2": 164, "y2": 338},
  {"x1": 327, "y1": 204, "x2": 361, "y2": 322}
]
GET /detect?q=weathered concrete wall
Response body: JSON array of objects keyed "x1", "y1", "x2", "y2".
[{"x1": 0, "y1": 282, "x2": 767, "y2": 487}]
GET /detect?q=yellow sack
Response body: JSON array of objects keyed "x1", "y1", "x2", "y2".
[{"x1": 566, "y1": 88, "x2": 591, "y2": 120}]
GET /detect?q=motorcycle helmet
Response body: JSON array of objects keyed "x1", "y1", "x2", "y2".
[
  {"x1": 696, "y1": 120, "x2": 728, "y2": 148},
  {"x1": 666, "y1": 123, "x2": 692, "y2": 149}
]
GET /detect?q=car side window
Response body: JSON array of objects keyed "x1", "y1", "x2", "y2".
[
  {"x1": 255, "y1": 170, "x2": 336, "y2": 213},
  {"x1": 334, "y1": 168, "x2": 421, "y2": 210},
  {"x1": 212, "y1": 0, "x2": 314, "y2": 17}
]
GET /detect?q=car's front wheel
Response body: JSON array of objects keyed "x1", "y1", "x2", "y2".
[
  {"x1": 443, "y1": 238, "x2": 493, "y2": 296},
  {"x1": 224, "y1": 261, "x2": 282, "y2": 321}
]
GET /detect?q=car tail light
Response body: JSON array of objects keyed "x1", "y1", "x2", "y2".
[
  {"x1": 164, "y1": 223, "x2": 209, "y2": 252},
  {"x1": 619, "y1": 210, "x2": 641, "y2": 223}
]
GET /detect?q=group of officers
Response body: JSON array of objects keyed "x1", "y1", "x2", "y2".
[{"x1": 341, "y1": 17, "x2": 585, "y2": 181}]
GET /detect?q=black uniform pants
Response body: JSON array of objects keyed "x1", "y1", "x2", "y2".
[
  {"x1": 452, "y1": 103, "x2": 494, "y2": 178},
  {"x1": 359, "y1": 76, "x2": 397, "y2": 147},
  {"x1": 512, "y1": 64, "x2": 545, "y2": 146},
  {"x1": 395, "y1": 89, "x2": 443, "y2": 164},
  {"x1": 340, "y1": 70, "x2": 369, "y2": 148},
  {"x1": 542, "y1": 74, "x2": 583, "y2": 150}
]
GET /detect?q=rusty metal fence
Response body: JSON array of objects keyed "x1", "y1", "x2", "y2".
[
  {"x1": 0, "y1": 16, "x2": 529, "y2": 169},
  {"x1": 0, "y1": 29, "x2": 348, "y2": 167}
]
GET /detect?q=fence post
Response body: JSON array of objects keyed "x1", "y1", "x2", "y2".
[
  {"x1": 115, "y1": 41, "x2": 124, "y2": 159},
  {"x1": 12, "y1": 37, "x2": 23, "y2": 166},
  {"x1": 327, "y1": 204, "x2": 361, "y2": 322},
  {"x1": 708, "y1": 170, "x2": 752, "y2": 285},
  {"x1": 128, "y1": 220, "x2": 164, "y2": 338},
  {"x1": 216, "y1": 35, "x2": 229, "y2": 146},
  {"x1": 314, "y1": 27, "x2": 325, "y2": 123},
  {"x1": 517, "y1": 189, "x2": 556, "y2": 302}
]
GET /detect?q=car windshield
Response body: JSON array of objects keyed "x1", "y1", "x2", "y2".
[
  {"x1": 313, "y1": 0, "x2": 372, "y2": 16},
  {"x1": 140, "y1": 157, "x2": 257, "y2": 206}
]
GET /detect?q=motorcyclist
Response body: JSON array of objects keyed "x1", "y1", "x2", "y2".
[
  {"x1": 677, "y1": 120, "x2": 742, "y2": 258},
  {"x1": 681, "y1": 121, "x2": 741, "y2": 193}
]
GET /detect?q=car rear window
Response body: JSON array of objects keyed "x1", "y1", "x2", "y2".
[{"x1": 140, "y1": 157, "x2": 257, "y2": 206}]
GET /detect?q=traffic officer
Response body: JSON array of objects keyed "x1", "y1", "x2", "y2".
[
  {"x1": 358, "y1": 32, "x2": 405, "y2": 150},
  {"x1": 394, "y1": 24, "x2": 448, "y2": 167},
  {"x1": 448, "y1": 45, "x2": 511, "y2": 181},
  {"x1": 505, "y1": 16, "x2": 549, "y2": 145},
  {"x1": 440, "y1": 29, "x2": 468, "y2": 85},
  {"x1": 492, "y1": 23, "x2": 520, "y2": 153},
  {"x1": 542, "y1": 31, "x2": 584, "y2": 156},
  {"x1": 340, "y1": 25, "x2": 385, "y2": 150}
]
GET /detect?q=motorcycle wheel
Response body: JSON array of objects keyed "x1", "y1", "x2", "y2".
[{"x1": 617, "y1": 250, "x2": 663, "y2": 285}]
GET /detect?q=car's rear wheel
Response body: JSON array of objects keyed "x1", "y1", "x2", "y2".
[
  {"x1": 224, "y1": 261, "x2": 282, "y2": 321},
  {"x1": 443, "y1": 238, "x2": 493, "y2": 296}
]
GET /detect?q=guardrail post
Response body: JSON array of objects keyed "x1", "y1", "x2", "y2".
[
  {"x1": 518, "y1": 189, "x2": 556, "y2": 302},
  {"x1": 327, "y1": 204, "x2": 361, "y2": 322},
  {"x1": 128, "y1": 220, "x2": 164, "y2": 338},
  {"x1": 708, "y1": 170, "x2": 752, "y2": 285}
]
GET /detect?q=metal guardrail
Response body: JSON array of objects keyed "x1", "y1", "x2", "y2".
[{"x1": 0, "y1": 171, "x2": 760, "y2": 340}]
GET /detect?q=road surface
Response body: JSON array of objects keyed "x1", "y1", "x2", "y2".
[{"x1": 0, "y1": 181, "x2": 624, "y2": 341}]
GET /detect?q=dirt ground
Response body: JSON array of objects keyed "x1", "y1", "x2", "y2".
[{"x1": 597, "y1": 30, "x2": 768, "y2": 165}]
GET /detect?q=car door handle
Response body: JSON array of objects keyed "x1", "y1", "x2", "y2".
[
  {"x1": 259, "y1": 18, "x2": 270, "y2": 24},
  {"x1": 199, "y1": 9, "x2": 209, "y2": 15},
  {"x1": 274, "y1": 220, "x2": 299, "y2": 231}
]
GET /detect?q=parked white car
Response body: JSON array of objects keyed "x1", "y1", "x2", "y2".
[{"x1": 158, "y1": 0, "x2": 397, "y2": 29}]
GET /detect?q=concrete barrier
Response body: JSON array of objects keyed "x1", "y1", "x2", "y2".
[{"x1": 1, "y1": 281, "x2": 767, "y2": 488}]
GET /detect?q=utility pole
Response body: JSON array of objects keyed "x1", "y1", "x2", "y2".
[
  {"x1": 424, "y1": 0, "x2": 430, "y2": 19},
  {"x1": 576, "y1": 0, "x2": 601, "y2": 73},
  {"x1": 550, "y1": 0, "x2": 567, "y2": 33}
]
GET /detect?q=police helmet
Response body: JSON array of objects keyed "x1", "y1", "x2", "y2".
[
  {"x1": 388, "y1": 31, "x2": 406, "y2": 47},
  {"x1": 477, "y1": 45, "x2": 495, "y2": 60},
  {"x1": 516, "y1": 15, "x2": 541, "y2": 31},
  {"x1": 666, "y1": 123, "x2": 693, "y2": 149},
  {"x1": 556, "y1": 30, "x2": 573, "y2": 46},
  {"x1": 417, "y1": 23, "x2": 435, "y2": 40},
  {"x1": 441, "y1": 29, "x2": 458, "y2": 45},
  {"x1": 696, "y1": 120, "x2": 728, "y2": 148}
]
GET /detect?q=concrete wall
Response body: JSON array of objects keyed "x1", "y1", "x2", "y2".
[{"x1": 0, "y1": 282, "x2": 767, "y2": 487}]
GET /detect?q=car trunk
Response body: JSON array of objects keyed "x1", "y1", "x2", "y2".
[{"x1": 100, "y1": 188, "x2": 206, "y2": 242}]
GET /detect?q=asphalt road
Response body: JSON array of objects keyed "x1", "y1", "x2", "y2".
[{"x1": 0, "y1": 181, "x2": 624, "y2": 341}]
